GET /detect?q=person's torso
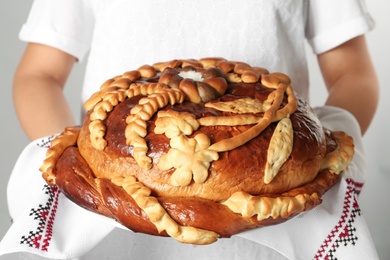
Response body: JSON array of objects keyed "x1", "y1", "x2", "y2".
[{"x1": 82, "y1": 0, "x2": 309, "y2": 103}]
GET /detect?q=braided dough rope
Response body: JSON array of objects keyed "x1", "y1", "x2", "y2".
[
  {"x1": 125, "y1": 87, "x2": 184, "y2": 169},
  {"x1": 111, "y1": 175, "x2": 219, "y2": 244}
]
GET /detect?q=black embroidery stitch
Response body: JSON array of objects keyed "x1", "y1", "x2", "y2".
[{"x1": 20, "y1": 184, "x2": 59, "y2": 251}]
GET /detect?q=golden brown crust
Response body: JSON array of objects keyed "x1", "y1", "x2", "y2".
[
  {"x1": 40, "y1": 58, "x2": 354, "y2": 245},
  {"x1": 50, "y1": 138, "x2": 340, "y2": 242}
]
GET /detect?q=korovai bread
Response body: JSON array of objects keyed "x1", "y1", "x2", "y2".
[{"x1": 40, "y1": 57, "x2": 354, "y2": 245}]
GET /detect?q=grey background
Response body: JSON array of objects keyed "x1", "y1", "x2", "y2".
[{"x1": 1, "y1": 0, "x2": 389, "y2": 259}]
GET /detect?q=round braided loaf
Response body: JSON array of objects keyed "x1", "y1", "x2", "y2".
[{"x1": 40, "y1": 58, "x2": 354, "y2": 245}]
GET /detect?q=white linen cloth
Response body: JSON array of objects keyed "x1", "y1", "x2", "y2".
[{"x1": 0, "y1": 106, "x2": 379, "y2": 259}]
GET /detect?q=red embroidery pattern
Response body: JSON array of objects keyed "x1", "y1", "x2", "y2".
[
  {"x1": 314, "y1": 178, "x2": 363, "y2": 260},
  {"x1": 19, "y1": 136, "x2": 60, "y2": 251},
  {"x1": 20, "y1": 185, "x2": 60, "y2": 251}
]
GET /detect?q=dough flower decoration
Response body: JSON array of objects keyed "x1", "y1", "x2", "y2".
[{"x1": 158, "y1": 134, "x2": 219, "y2": 186}]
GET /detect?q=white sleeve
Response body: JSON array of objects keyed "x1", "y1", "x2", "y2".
[
  {"x1": 19, "y1": 0, "x2": 95, "y2": 62},
  {"x1": 305, "y1": 0, "x2": 375, "y2": 54}
]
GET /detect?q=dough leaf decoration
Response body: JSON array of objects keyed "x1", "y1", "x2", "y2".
[{"x1": 264, "y1": 117, "x2": 293, "y2": 184}]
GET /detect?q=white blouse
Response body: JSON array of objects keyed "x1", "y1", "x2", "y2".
[
  {"x1": 20, "y1": 0, "x2": 374, "y2": 104},
  {"x1": 17, "y1": 0, "x2": 374, "y2": 259}
]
